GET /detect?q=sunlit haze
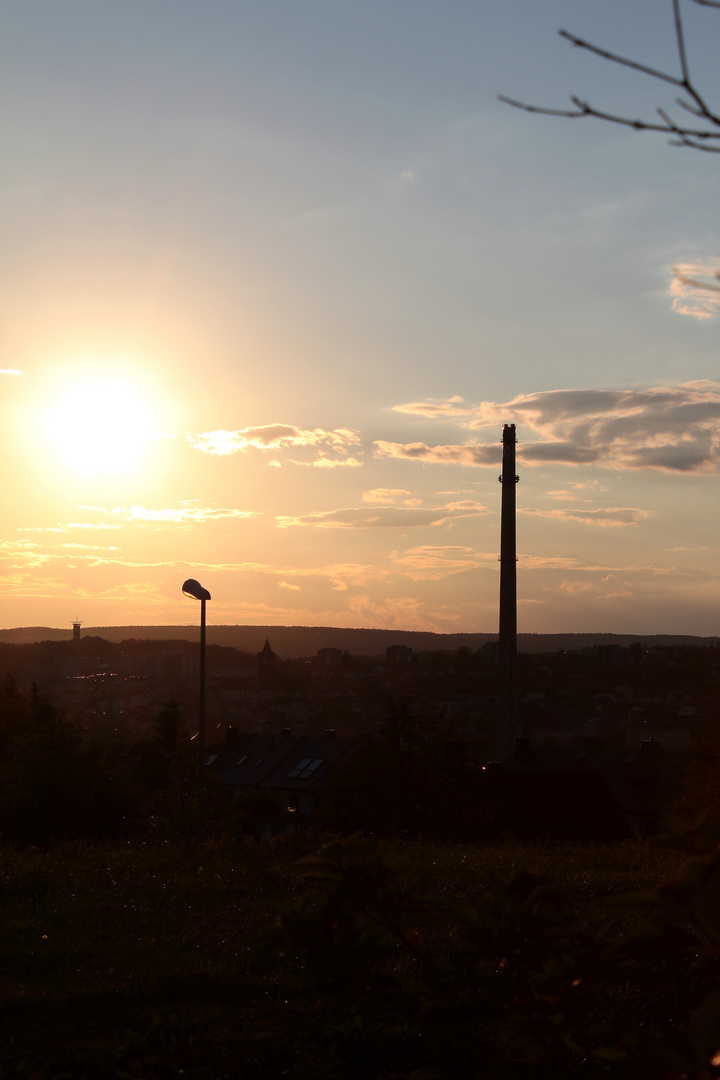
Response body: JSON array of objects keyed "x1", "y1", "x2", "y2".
[{"x1": 1, "y1": 0, "x2": 718, "y2": 635}]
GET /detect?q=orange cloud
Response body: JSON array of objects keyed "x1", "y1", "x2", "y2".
[
  {"x1": 391, "y1": 545, "x2": 490, "y2": 579},
  {"x1": 362, "y1": 488, "x2": 413, "y2": 504},
  {"x1": 122, "y1": 505, "x2": 257, "y2": 524},
  {"x1": 288, "y1": 456, "x2": 363, "y2": 469},
  {"x1": 392, "y1": 395, "x2": 470, "y2": 418},
  {"x1": 276, "y1": 502, "x2": 487, "y2": 529},
  {"x1": 188, "y1": 424, "x2": 361, "y2": 456}
]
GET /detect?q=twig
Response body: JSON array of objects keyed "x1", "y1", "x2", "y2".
[{"x1": 499, "y1": 0, "x2": 720, "y2": 151}]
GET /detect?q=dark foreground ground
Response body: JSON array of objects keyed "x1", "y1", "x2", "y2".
[{"x1": 0, "y1": 831, "x2": 717, "y2": 1079}]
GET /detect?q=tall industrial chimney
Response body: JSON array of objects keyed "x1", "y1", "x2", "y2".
[{"x1": 497, "y1": 424, "x2": 519, "y2": 759}]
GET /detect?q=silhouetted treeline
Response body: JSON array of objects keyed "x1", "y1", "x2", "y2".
[{"x1": 0, "y1": 675, "x2": 137, "y2": 844}]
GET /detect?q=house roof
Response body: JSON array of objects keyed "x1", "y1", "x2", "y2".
[
  {"x1": 258, "y1": 734, "x2": 349, "y2": 790},
  {"x1": 217, "y1": 732, "x2": 349, "y2": 790},
  {"x1": 217, "y1": 733, "x2": 299, "y2": 786}
]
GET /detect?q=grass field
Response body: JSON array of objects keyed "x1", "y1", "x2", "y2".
[{"x1": 1, "y1": 833, "x2": 701, "y2": 1079}]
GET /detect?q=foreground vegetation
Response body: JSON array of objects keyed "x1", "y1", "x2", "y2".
[
  {"x1": 2, "y1": 678, "x2": 720, "y2": 1076},
  {"x1": 1, "y1": 822, "x2": 720, "y2": 1079}
]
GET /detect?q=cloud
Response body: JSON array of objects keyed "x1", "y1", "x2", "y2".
[
  {"x1": 278, "y1": 580, "x2": 301, "y2": 591},
  {"x1": 346, "y1": 593, "x2": 444, "y2": 632},
  {"x1": 546, "y1": 483, "x2": 602, "y2": 501},
  {"x1": 670, "y1": 262, "x2": 720, "y2": 319},
  {"x1": 25, "y1": 504, "x2": 257, "y2": 532},
  {"x1": 392, "y1": 395, "x2": 470, "y2": 419},
  {"x1": 23, "y1": 523, "x2": 123, "y2": 532},
  {"x1": 386, "y1": 382, "x2": 720, "y2": 473},
  {"x1": 188, "y1": 424, "x2": 361, "y2": 457},
  {"x1": 520, "y1": 442, "x2": 601, "y2": 464},
  {"x1": 363, "y1": 488, "x2": 419, "y2": 505},
  {"x1": 288, "y1": 456, "x2": 363, "y2": 469},
  {"x1": 120, "y1": 505, "x2": 257, "y2": 524},
  {"x1": 374, "y1": 440, "x2": 499, "y2": 466},
  {"x1": 0, "y1": 368, "x2": 21, "y2": 375},
  {"x1": 547, "y1": 490, "x2": 588, "y2": 502},
  {"x1": 276, "y1": 502, "x2": 487, "y2": 529},
  {"x1": 391, "y1": 545, "x2": 490, "y2": 579},
  {"x1": 521, "y1": 506, "x2": 649, "y2": 527},
  {"x1": 59, "y1": 543, "x2": 120, "y2": 551},
  {"x1": 1, "y1": 540, "x2": 40, "y2": 552}
]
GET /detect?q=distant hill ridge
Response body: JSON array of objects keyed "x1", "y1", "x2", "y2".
[{"x1": 0, "y1": 625, "x2": 716, "y2": 656}]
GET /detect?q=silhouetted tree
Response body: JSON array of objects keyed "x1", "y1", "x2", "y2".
[
  {"x1": 132, "y1": 698, "x2": 196, "y2": 834},
  {"x1": 500, "y1": 0, "x2": 720, "y2": 155},
  {"x1": 0, "y1": 684, "x2": 138, "y2": 844}
]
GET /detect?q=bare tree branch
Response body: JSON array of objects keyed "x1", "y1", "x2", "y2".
[
  {"x1": 500, "y1": 0, "x2": 720, "y2": 151},
  {"x1": 674, "y1": 0, "x2": 691, "y2": 84}
]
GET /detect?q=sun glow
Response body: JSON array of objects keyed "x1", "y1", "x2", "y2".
[{"x1": 44, "y1": 378, "x2": 160, "y2": 476}]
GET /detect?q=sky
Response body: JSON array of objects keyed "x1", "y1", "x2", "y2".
[{"x1": 1, "y1": 0, "x2": 718, "y2": 636}]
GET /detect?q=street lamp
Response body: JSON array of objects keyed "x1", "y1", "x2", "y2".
[{"x1": 182, "y1": 578, "x2": 211, "y2": 841}]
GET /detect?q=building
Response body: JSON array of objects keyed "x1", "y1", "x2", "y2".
[{"x1": 212, "y1": 729, "x2": 349, "y2": 836}]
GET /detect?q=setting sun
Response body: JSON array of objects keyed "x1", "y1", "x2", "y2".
[{"x1": 43, "y1": 379, "x2": 159, "y2": 477}]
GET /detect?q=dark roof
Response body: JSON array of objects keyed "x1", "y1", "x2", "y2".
[
  {"x1": 217, "y1": 732, "x2": 349, "y2": 790},
  {"x1": 204, "y1": 735, "x2": 253, "y2": 774},
  {"x1": 258, "y1": 735, "x2": 349, "y2": 790},
  {"x1": 218, "y1": 733, "x2": 299, "y2": 787}
]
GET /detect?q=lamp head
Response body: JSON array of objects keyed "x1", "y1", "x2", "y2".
[{"x1": 182, "y1": 578, "x2": 211, "y2": 601}]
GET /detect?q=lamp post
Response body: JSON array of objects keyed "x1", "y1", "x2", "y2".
[{"x1": 182, "y1": 578, "x2": 211, "y2": 842}]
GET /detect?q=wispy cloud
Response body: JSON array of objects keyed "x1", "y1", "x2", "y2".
[
  {"x1": 521, "y1": 506, "x2": 649, "y2": 527},
  {"x1": 385, "y1": 382, "x2": 720, "y2": 473},
  {"x1": 0, "y1": 368, "x2": 21, "y2": 375},
  {"x1": 670, "y1": 262, "x2": 720, "y2": 319},
  {"x1": 73, "y1": 503, "x2": 257, "y2": 526},
  {"x1": 363, "y1": 488, "x2": 420, "y2": 505},
  {"x1": 1, "y1": 540, "x2": 40, "y2": 552},
  {"x1": 119, "y1": 505, "x2": 257, "y2": 524},
  {"x1": 278, "y1": 580, "x2": 301, "y2": 591},
  {"x1": 374, "y1": 440, "x2": 499, "y2": 466},
  {"x1": 21, "y1": 503, "x2": 257, "y2": 534},
  {"x1": 22, "y1": 523, "x2": 123, "y2": 532},
  {"x1": 59, "y1": 543, "x2": 120, "y2": 551},
  {"x1": 188, "y1": 424, "x2": 361, "y2": 458},
  {"x1": 392, "y1": 395, "x2": 470, "y2": 419},
  {"x1": 276, "y1": 501, "x2": 487, "y2": 529},
  {"x1": 391, "y1": 545, "x2": 490, "y2": 579},
  {"x1": 287, "y1": 456, "x2": 363, "y2": 469}
]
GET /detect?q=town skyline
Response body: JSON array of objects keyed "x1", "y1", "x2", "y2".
[{"x1": 2, "y1": 1, "x2": 718, "y2": 635}]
